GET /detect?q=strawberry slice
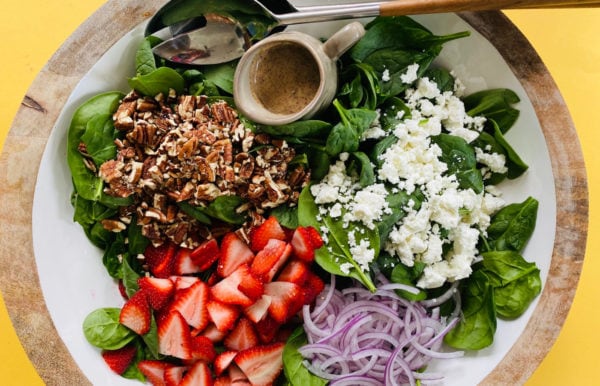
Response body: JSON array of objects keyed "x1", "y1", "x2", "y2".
[
  {"x1": 157, "y1": 311, "x2": 192, "y2": 359},
  {"x1": 264, "y1": 281, "x2": 304, "y2": 323},
  {"x1": 214, "y1": 350, "x2": 238, "y2": 376},
  {"x1": 214, "y1": 375, "x2": 232, "y2": 386},
  {"x1": 303, "y1": 271, "x2": 326, "y2": 305},
  {"x1": 190, "y1": 238, "x2": 220, "y2": 271},
  {"x1": 138, "y1": 360, "x2": 169, "y2": 386},
  {"x1": 234, "y1": 343, "x2": 285, "y2": 386},
  {"x1": 138, "y1": 276, "x2": 174, "y2": 310},
  {"x1": 119, "y1": 291, "x2": 151, "y2": 335},
  {"x1": 250, "y1": 239, "x2": 292, "y2": 282},
  {"x1": 174, "y1": 248, "x2": 203, "y2": 275},
  {"x1": 236, "y1": 268, "x2": 264, "y2": 301},
  {"x1": 101, "y1": 344, "x2": 137, "y2": 375},
  {"x1": 190, "y1": 335, "x2": 217, "y2": 363},
  {"x1": 224, "y1": 317, "x2": 259, "y2": 351},
  {"x1": 229, "y1": 363, "x2": 251, "y2": 384},
  {"x1": 169, "y1": 281, "x2": 209, "y2": 330},
  {"x1": 210, "y1": 264, "x2": 255, "y2": 307},
  {"x1": 217, "y1": 232, "x2": 255, "y2": 277},
  {"x1": 199, "y1": 322, "x2": 229, "y2": 343},
  {"x1": 144, "y1": 242, "x2": 178, "y2": 278},
  {"x1": 254, "y1": 316, "x2": 281, "y2": 344},
  {"x1": 206, "y1": 300, "x2": 240, "y2": 332},
  {"x1": 249, "y1": 216, "x2": 287, "y2": 252},
  {"x1": 170, "y1": 275, "x2": 200, "y2": 291},
  {"x1": 277, "y1": 259, "x2": 309, "y2": 285},
  {"x1": 164, "y1": 365, "x2": 186, "y2": 386},
  {"x1": 305, "y1": 226, "x2": 324, "y2": 248},
  {"x1": 290, "y1": 226, "x2": 322, "y2": 262},
  {"x1": 243, "y1": 294, "x2": 272, "y2": 324},
  {"x1": 179, "y1": 361, "x2": 213, "y2": 386}
]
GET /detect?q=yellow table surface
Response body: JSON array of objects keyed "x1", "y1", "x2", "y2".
[{"x1": 0, "y1": 1, "x2": 598, "y2": 385}]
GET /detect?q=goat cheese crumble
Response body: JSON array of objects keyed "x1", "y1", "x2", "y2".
[{"x1": 310, "y1": 69, "x2": 509, "y2": 289}]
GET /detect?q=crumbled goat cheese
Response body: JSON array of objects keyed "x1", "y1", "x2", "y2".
[
  {"x1": 382, "y1": 68, "x2": 391, "y2": 82},
  {"x1": 475, "y1": 147, "x2": 508, "y2": 174},
  {"x1": 400, "y1": 63, "x2": 420, "y2": 84}
]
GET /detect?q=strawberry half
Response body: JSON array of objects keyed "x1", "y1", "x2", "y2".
[
  {"x1": 250, "y1": 239, "x2": 292, "y2": 282},
  {"x1": 179, "y1": 361, "x2": 213, "y2": 386},
  {"x1": 243, "y1": 294, "x2": 272, "y2": 324},
  {"x1": 254, "y1": 315, "x2": 281, "y2": 344},
  {"x1": 138, "y1": 360, "x2": 169, "y2": 386},
  {"x1": 101, "y1": 344, "x2": 137, "y2": 375},
  {"x1": 217, "y1": 232, "x2": 255, "y2": 277},
  {"x1": 249, "y1": 216, "x2": 287, "y2": 252},
  {"x1": 144, "y1": 242, "x2": 178, "y2": 278},
  {"x1": 157, "y1": 310, "x2": 192, "y2": 360},
  {"x1": 119, "y1": 291, "x2": 151, "y2": 335},
  {"x1": 224, "y1": 317, "x2": 259, "y2": 351},
  {"x1": 190, "y1": 238, "x2": 220, "y2": 271},
  {"x1": 234, "y1": 343, "x2": 285, "y2": 386},
  {"x1": 170, "y1": 275, "x2": 200, "y2": 291},
  {"x1": 290, "y1": 226, "x2": 322, "y2": 262},
  {"x1": 199, "y1": 323, "x2": 229, "y2": 343},
  {"x1": 303, "y1": 271, "x2": 326, "y2": 305},
  {"x1": 138, "y1": 276, "x2": 174, "y2": 310},
  {"x1": 169, "y1": 281, "x2": 209, "y2": 330},
  {"x1": 264, "y1": 281, "x2": 304, "y2": 323},
  {"x1": 164, "y1": 365, "x2": 186, "y2": 386}
]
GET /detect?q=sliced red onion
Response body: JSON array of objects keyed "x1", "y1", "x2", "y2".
[{"x1": 301, "y1": 279, "x2": 463, "y2": 385}]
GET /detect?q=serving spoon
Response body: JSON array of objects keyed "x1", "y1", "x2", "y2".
[{"x1": 151, "y1": 0, "x2": 600, "y2": 65}]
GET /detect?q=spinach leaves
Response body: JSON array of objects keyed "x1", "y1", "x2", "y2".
[{"x1": 283, "y1": 327, "x2": 328, "y2": 386}]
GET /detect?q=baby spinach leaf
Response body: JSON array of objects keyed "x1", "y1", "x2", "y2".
[
  {"x1": 480, "y1": 250, "x2": 542, "y2": 319},
  {"x1": 103, "y1": 233, "x2": 128, "y2": 278},
  {"x1": 370, "y1": 135, "x2": 398, "y2": 168},
  {"x1": 80, "y1": 113, "x2": 118, "y2": 166},
  {"x1": 347, "y1": 151, "x2": 375, "y2": 187},
  {"x1": 326, "y1": 100, "x2": 378, "y2": 156},
  {"x1": 135, "y1": 36, "x2": 161, "y2": 76},
  {"x1": 380, "y1": 96, "x2": 411, "y2": 132},
  {"x1": 491, "y1": 121, "x2": 529, "y2": 179},
  {"x1": 258, "y1": 120, "x2": 332, "y2": 138},
  {"x1": 486, "y1": 197, "x2": 538, "y2": 253},
  {"x1": 128, "y1": 67, "x2": 185, "y2": 97},
  {"x1": 67, "y1": 92, "x2": 124, "y2": 202},
  {"x1": 390, "y1": 262, "x2": 427, "y2": 301},
  {"x1": 204, "y1": 195, "x2": 247, "y2": 224},
  {"x1": 83, "y1": 308, "x2": 136, "y2": 350},
  {"x1": 71, "y1": 193, "x2": 118, "y2": 228},
  {"x1": 432, "y1": 133, "x2": 483, "y2": 193},
  {"x1": 423, "y1": 67, "x2": 455, "y2": 93},
  {"x1": 472, "y1": 131, "x2": 508, "y2": 184},
  {"x1": 141, "y1": 316, "x2": 160, "y2": 359},
  {"x1": 177, "y1": 201, "x2": 212, "y2": 225},
  {"x1": 444, "y1": 270, "x2": 496, "y2": 350},
  {"x1": 122, "y1": 258, "x2": 141, "y2": 298},
  {"x1": 270, "y1": 205, "x2": 299, "y2": 229},
  {"x1": 283, "y1": 327, "x2": 328, "y2": 386},
  {"x1": 464, "y1": 88, "x2": 520, "y2": 134},
  {"x1": 203, "y1": 62, "x2": 236, "y2": 95},
  {"x1": 128, "y1": 220, "x2": 150, "y2": 257},
  {"x1": 298, "y1": 186, "x2": 378, "y2": 292},
  {"x1": 377, "y1": 189, "x2": 423, "y2": 243},
  {"x1": 121, "y1": 340, "x2": 147, "y2": 381},
  {"x1": 338, "y1": 63, "x2": 380, "y2": 109}
]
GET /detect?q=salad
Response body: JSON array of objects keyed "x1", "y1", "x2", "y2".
[{"x1": 67, "y1": 2, "x2": 542, "y2": 385}]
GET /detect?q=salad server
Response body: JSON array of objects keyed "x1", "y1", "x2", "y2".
[{"x1": 151, "y1": 0, "x2": 600, "y2": 65}]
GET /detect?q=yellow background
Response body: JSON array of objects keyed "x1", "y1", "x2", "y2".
[{"x1": 0, "y1": 1, "x2": 598, "y2": 385}]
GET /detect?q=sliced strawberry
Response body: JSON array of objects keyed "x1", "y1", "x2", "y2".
[
  {"x1": 224, "y1": 317, "x2": 259, "y2": 351},
  {"x1": 164, "y1": 365, "x2": 186, "y2": 386},
  {"x1": 138, "y1": 360, "x2": 169, "y2": 386},
  {"x1": 190, "y1": 335, "x2": 217, "y2": 363},
  {"x1": 144, "y1": 242, "x2": 178, "y2": 278},
  {"x1": 190, "y1": 238, "x2": 220, "y2": 271},
  {"x1": 290, "y1": 226, "x2": 321, "y2": 262},
  {"x1": 157, "y1": 311, "x2": 192, "y2": 360},
  {"x1": 170, "y1": 275, "x2": 200, "y2": 291},
  {"x1": 179, "y1": 361, "x2": 213, "y2": 386},
  {"x1": 264, "y1": 281, "x2": 304, "y2": 323},
  {"x1": 249, "y1": 216, "x2": 287, "y2": 252},
  {"x1": 234, "y1": 343, "x2": 285, "y2": 386},
  {"x1": 210, "y1": 264, "x2": 255, "y2": 307},
  {"x1": 101, "y1": 344, "x2": 137, "y2": 375},
  {"x1": 214, "y1": 375, "x2": 232, "y2": 386},
  {"x1": 277, "y1": 259, "x2": 309, "y2": 285},
  {"x1": 119, "y1": 291, "x2": 151, "y2": 335},
  {"x1": 229, "y1": 363, "x2": 251, "y2": 385},
  {"x1": 305, "y1": 226, "x2": 324, "y2": 248},
  {"x1": 206, "y1": 300, "x2": 240, "y2": 332},
  {"x1": 303, "y1": 271, "x2": 325, "y2": 305},
  {"x1": 250, "y1": 239, "x2": 292, "y2": 282},
  {"x1": 169, "y1": 281, "x2": 209, "y2": 330},
  {"x1": 200, "y1": 322, "x2": 229, "y2": 343},
  {"x1": 254, "y1": 316, "x2": 281, "y2": 344},
  {"x1": 174, "y1": 248, "x2": 203, "y2": 275},
  {"x1": 217, "y1": 232, "x2": 255, "y2": 277},
  {"x1": 236, "y1": 269, "x2": 264, "y2": 301},
  {"x1": 138, "y1": 276, "x2": 174, "y2": 310},
  {"x1": 214, "y1": 350, "x2": 238, "y2": 376},
  {"x1": 243, "y1": 294, "x2": 272, "y2": 324}
]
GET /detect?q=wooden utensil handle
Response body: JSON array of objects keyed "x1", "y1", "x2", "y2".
[{"x1": 380, "y1": 0, "x2": 600, "y2": 15}]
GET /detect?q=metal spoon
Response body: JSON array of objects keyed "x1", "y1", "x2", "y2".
[{"x1": 151, "y1": 0, "x2": 600, "y2": 66}]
